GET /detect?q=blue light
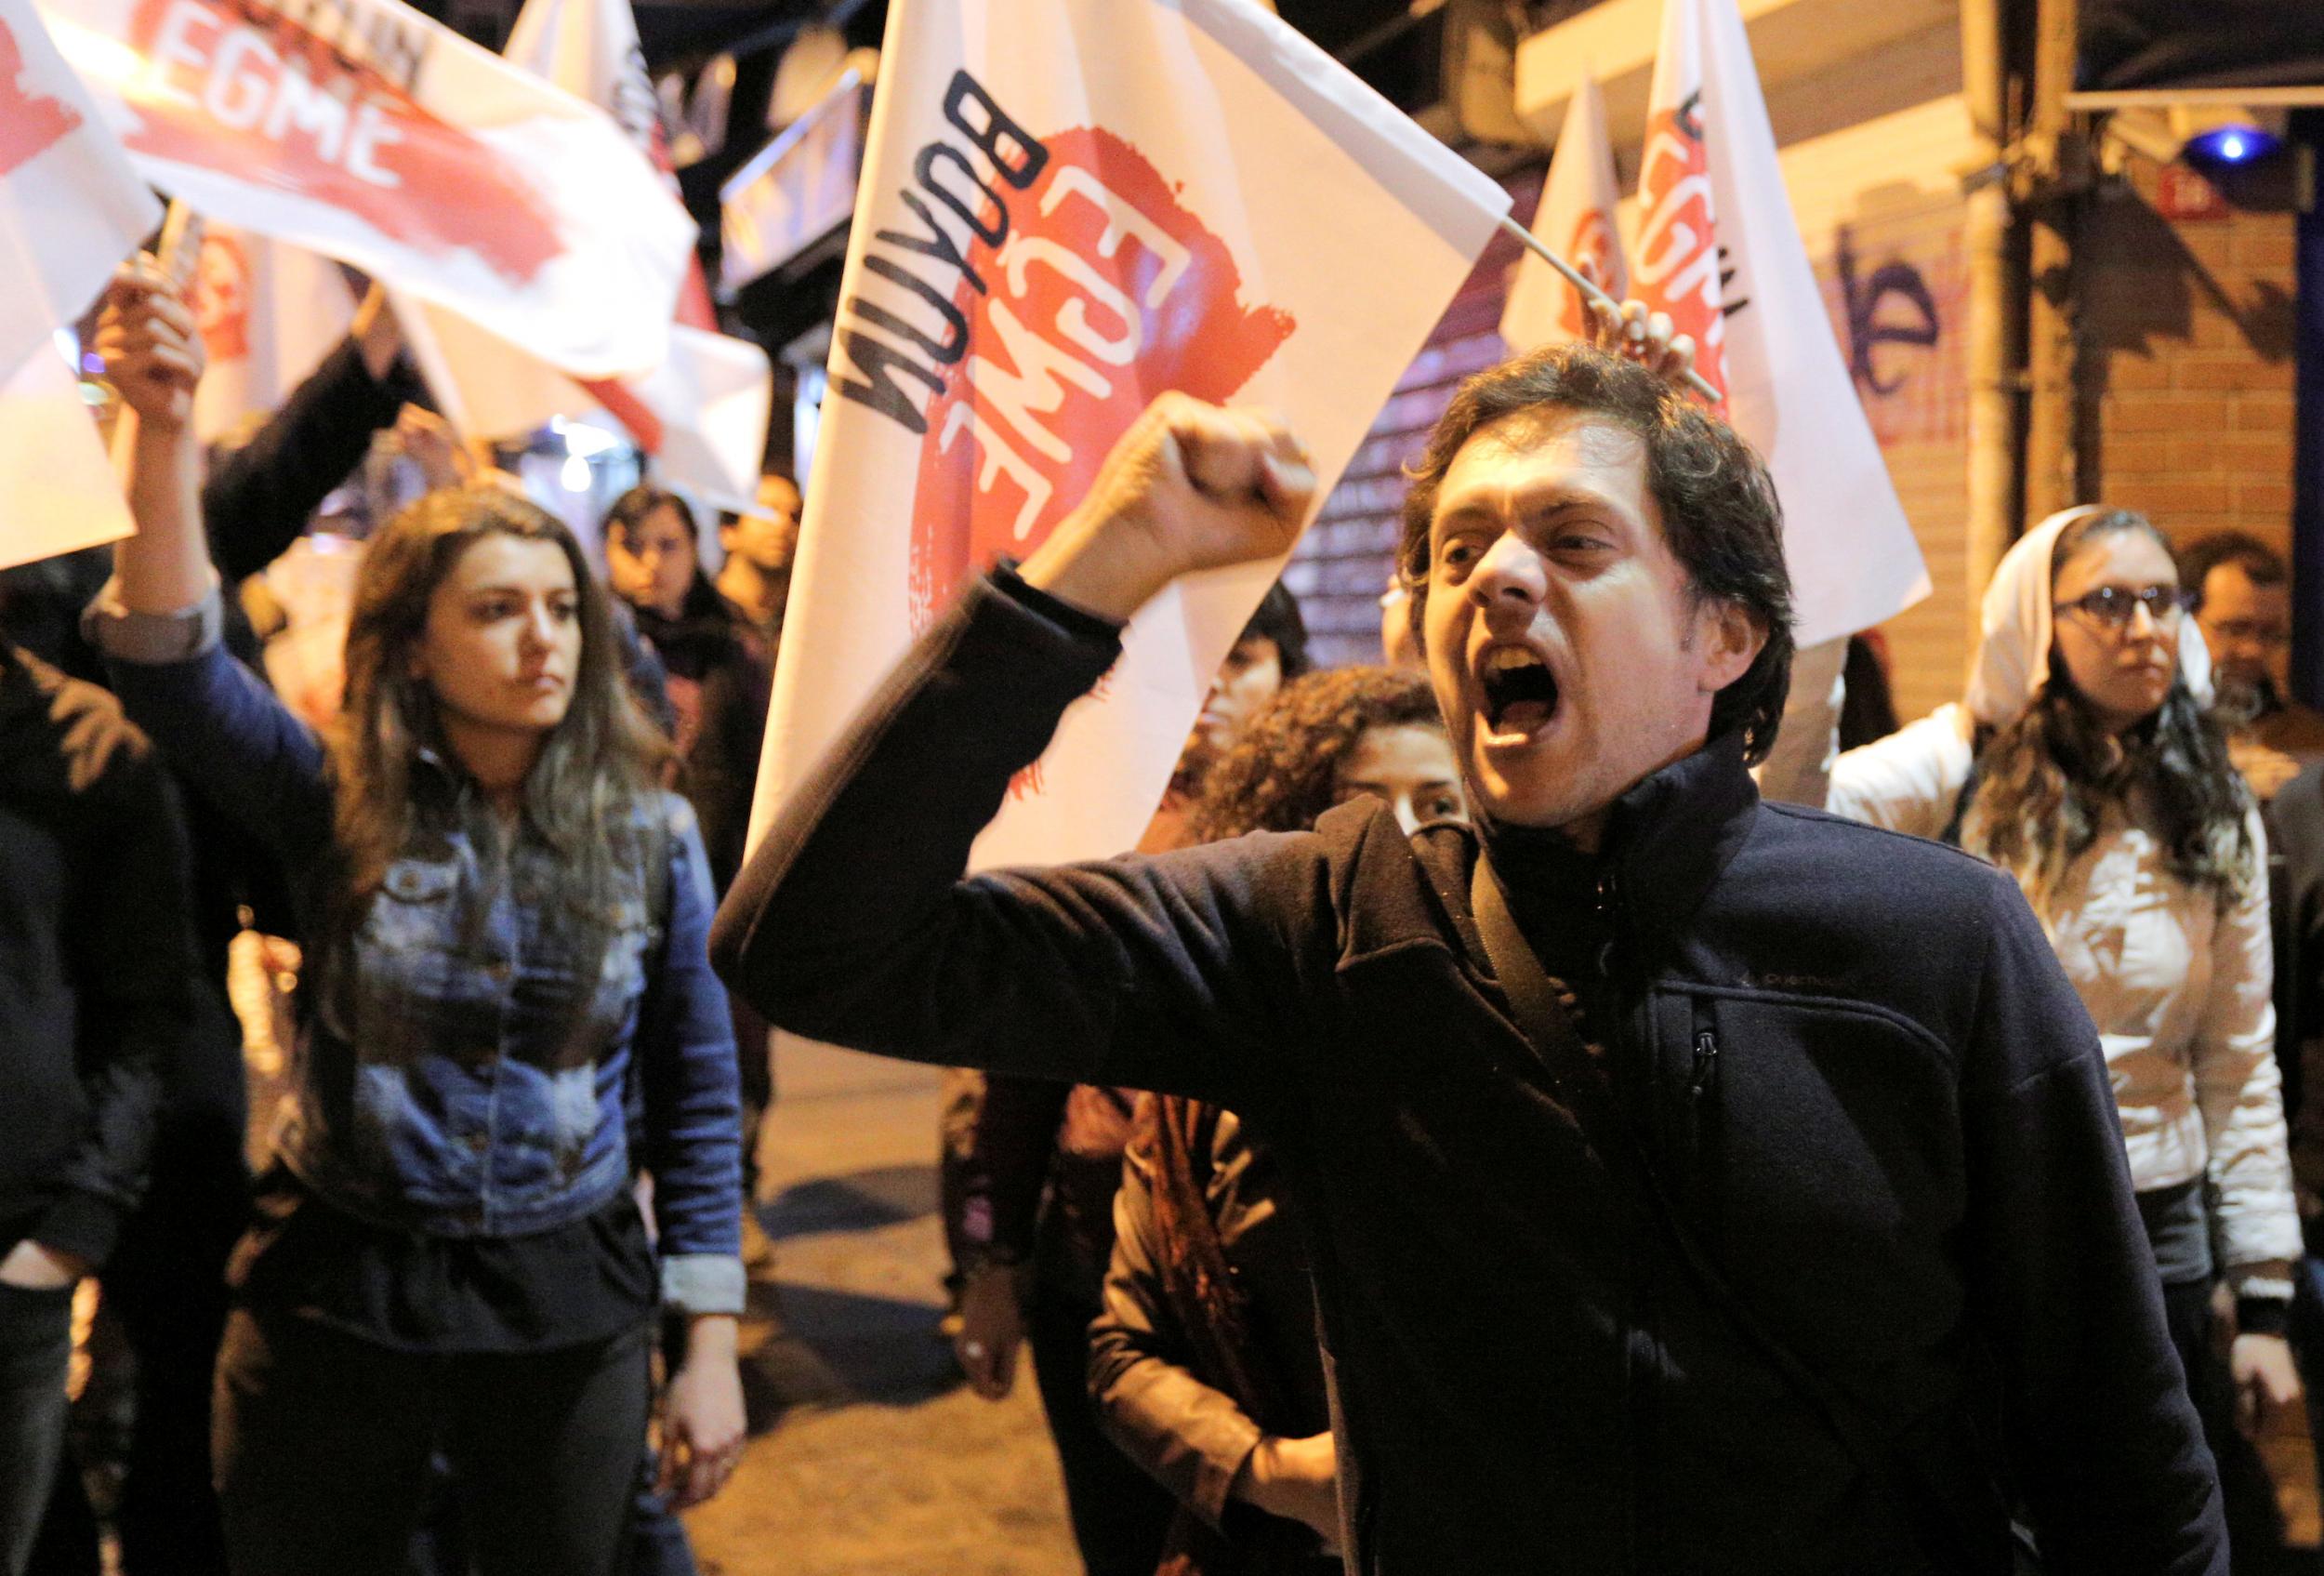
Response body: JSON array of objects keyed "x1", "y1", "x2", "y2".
[{"x1": 2187, "y1": 125, "x2": 2278, "y2": 166}]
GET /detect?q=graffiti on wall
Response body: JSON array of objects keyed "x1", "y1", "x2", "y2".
[{"x1": 1820, "y1": 223, "x2": 1965, "y2": 447}]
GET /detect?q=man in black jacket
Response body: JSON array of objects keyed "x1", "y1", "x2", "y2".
[
  {"x1": 0, "y1": 640, "x2": 201, "y2": 1576},
  {"x1": 712, "y1": 346, "x2": 2225, "y2": 1573}
]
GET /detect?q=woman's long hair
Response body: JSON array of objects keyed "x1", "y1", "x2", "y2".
[
  {"x1": 1152, "y1": 666, "x2": 1445, "y2": 1576},
  {"x1": 1187, "y1": 666, "x2": 1444, "y2": 843},
  {"x1": 328, "y1": 486, "x2": 671, "y2": 926},
  {"x1": 1961, "y1": 509, "x2": 2251, "y2": 909}
]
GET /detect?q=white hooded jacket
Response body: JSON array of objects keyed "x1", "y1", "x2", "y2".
[{"x1": 1828, "y1": 510, "x2": 2299, "y2": 1293}]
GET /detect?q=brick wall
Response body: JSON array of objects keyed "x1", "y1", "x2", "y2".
[{"x1": 2083, "y1": 159, "x2": 2300, "y2": 569}]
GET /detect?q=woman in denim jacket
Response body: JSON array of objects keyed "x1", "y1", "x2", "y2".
[{"x1": 88, "y1": 265, "x2": 747, "y2": 1576}]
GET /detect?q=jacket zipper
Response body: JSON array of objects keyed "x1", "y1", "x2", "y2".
[
  {"x1": 1690, "y1": 1028, "x2": 1720, "y2": 1098},
  {"x1": 1594, "y1": 863, "x2": 1644, "y2": 1572},
  {"x1": 1594, "y1": 868, "x2": 1620, "y2": 980}
]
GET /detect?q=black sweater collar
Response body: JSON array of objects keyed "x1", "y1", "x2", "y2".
[{"x1": 1475, "y1": 731, "x2": 1761, "y2": 962}]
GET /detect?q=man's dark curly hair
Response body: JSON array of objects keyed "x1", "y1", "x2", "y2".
[
  {"x1": 1396, "y1": 345, "x2": 1796, "y2": 764},
  {"x1": 1188, "y1": 667, "x2": 1447, "y2": 842},
  {"x1": 2177, "y1": 529, "x2": 2286, "y2": 612}
]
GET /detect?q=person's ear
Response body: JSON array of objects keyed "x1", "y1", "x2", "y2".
[{"x1": 1696, "y1": 600, "x2": 1765, "y2": 695}]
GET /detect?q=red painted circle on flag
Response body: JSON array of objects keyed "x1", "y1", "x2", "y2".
[
  {"x1": 0, "y1": 19, "x2": 79, "y2": 178},
  {"x1": 905, "y1": 126, "x2": 1297, "y2": 634}
]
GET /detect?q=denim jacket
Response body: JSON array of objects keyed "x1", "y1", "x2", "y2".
[{"x1": 91, "y1": 587, "x2": 744, "y2": 1315}]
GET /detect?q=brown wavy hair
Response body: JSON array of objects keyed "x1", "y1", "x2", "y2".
[
  {"x1": 328, "y1": 486, "x2": 671, "y2": 920},
  {"x1": 1187, "y1": 666, "x2": 1447, "y2": 842},
  {"x1": 1961, "y1": 509, "x2": 2252, "y2": 908},
  {"x1": 1397, "y1": 344, "x2": 1795, "y2": 764}
]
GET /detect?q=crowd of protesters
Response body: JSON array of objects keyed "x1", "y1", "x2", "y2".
[{"x1": 10, "y1": 235, "x2": 2324, "y2": 1576}]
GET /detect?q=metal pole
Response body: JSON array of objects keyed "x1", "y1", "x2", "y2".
[
  {"x1": 2023, "y1": 0, "x2": 2084, "y2": 523},
  {"x1": 2292, "y1": 131, "x2": 2324, "y2": 708},
  {"x1": 1959, "y1": 0, "x2": 2019, "y2": 649},
  {"x1": 1494, "y1": 215, "x2": 1725, "y2": 404}
]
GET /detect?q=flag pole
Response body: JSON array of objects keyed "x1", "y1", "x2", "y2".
[
  {"x1": 109, "y1": 201, "x2": 205, "y2": 479},
  {"x1": 1494, "y1": 214, "x2": 1722, "y2": 404}
]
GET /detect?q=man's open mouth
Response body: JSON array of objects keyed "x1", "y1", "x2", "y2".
[{"x1": 1480, "y1": 646, "x2": 1559, "y2": 735}]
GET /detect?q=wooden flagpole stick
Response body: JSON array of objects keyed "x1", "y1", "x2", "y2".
[
  {"x1": 108, "y1": 201, "x2": 206, "y2": 478},
  {"x1": 1494, "y1": 214, "x2": 1723, "y2": 404}
]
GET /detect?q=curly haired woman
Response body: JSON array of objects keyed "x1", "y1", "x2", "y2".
[
  {"x1": 940, "y1": 588, "x2": 1312, "y2": 1576},
  {"x1": 1090, "y1": 666, "x2": 1464, "y2": 1576}
]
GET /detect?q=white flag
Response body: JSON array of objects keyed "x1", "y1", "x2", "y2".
[
  {"x1": 1500, "y1": 72, "x2": 1627, "y2": 352},
  {"x1": 748, "y1": 0, "x2": 1510, "y2": 866},
  {"x1": 0, "y1": 0, "x2": 160, "y2": 379},
  {"x1": 0, "y1": 346, "x2": 135, "y2": 574},
  {"x1": 1633, "y1": 0, "x2": 1928, "y2": 646},
  {"x1": 395, "y1": 0, "x2": 772, "y2": 505},
  {"x1": 42, "y1": 0, "x2": 693, "y2": 378},
  {"x1": 401, "y1": 311, "x2": 774, "y2": 512},
  {"x1": 189, "y1": 227, "x2": 355, "y2": 444},
  {"x1": 719, "y1": 70, "x2": 868, "y2": 295}
]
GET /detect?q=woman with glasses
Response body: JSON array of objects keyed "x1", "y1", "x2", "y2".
[{"x1": 1829, "y1": 505, "x2": 2301, "y2": 1564}]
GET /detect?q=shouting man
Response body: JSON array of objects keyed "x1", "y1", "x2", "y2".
[{"x1": 712, "y1": 346, "x2": 2225, "y2": 1574}]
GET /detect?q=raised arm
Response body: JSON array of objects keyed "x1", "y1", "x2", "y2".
[
  {"x1": 100, "y1": 265, "x2": 212, "y2": 618},
  {"x1": 87, "y1": 265, "x2": 333, "y2": 867},
  {"x1": 201, "y1": 281, "x2": 418, "y2": 581},
  {"x1": 709, "y1": 398, "x2": 1322, "y2": 1111},
  {"x1": 1824, "y1": 705, "x2": 1976, "y2": 837}
]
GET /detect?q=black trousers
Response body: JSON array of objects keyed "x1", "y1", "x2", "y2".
[
  {"x1": 2161, "y1": 1278, "x2": 2285, "y2": 1575},
  {"x1": 104, "y1": 1072, "x2": 248, "y2": 1576},
  {"x1": 1028, "y1": 1289, "x2": 1175, "y2": 1576},
  {"x1": 213, "y1": 1309, "x2": 652, "y2": 1576}
]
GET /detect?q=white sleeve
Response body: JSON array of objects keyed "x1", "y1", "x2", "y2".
[
  {"x1": 1824, "y1": 707, "x2": 1975, "y2": 841},
  {"x1": 1752, "y1": 638, "x2": 1846, "y2": 809},
  {"x1": 2196, "y1": 807, "x2": 2304, "y2": 1292}
]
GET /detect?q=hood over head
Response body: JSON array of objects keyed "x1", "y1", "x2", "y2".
[{"x1": 1965, "y1": 505, "x2": 2212, "y2": 728}]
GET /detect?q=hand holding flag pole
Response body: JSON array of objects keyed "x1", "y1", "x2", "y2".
[
  {"x1": 109, "y1": 201, "x2": 204, "y2": 476},
  {"x1": 1493, "y1": 214, "x2": 1721, "y2": 404}
]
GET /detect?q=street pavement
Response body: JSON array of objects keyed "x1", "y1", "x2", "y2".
[{"x1": 682, "y1": 1040, "x2": 1085, "y2": 1576}]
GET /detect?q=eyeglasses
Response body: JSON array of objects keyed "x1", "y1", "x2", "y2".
[{"x1": 2058, "y1": 584, "x2": 2192, "y2": 629}]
